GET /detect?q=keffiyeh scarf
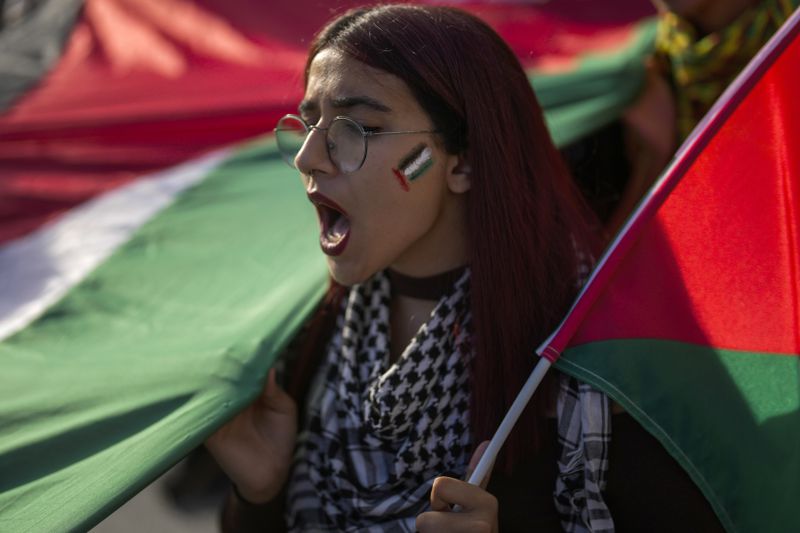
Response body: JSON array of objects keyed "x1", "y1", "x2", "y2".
[
  {"x1": 554, "y1": 374, "x2": 614, "y2": 533},
  {"x1": 286, "y1": 270, "x2": 473, "y2": 532}
]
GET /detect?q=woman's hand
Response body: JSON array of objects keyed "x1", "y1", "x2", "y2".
[
  {"x1": 416, "y1": 441, "x2": 499, "y2": 533},
  {"x1": 205, "y1": 369, "x2": 297, "y2": 504}
]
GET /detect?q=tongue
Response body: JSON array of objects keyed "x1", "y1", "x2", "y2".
[{"x1": 325, "y1": 214, "x2": 350, "y2": 243}]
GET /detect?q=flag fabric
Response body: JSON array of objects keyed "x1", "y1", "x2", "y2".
[
  {"x1": 0, "y1": 1, "x2": 659, "y2": 531},
  {"x1": 543, "y1": 8, "x2": 800, "y2": 532},
  {"x1": 0, "y1": 0, "x2": 655, "y2": 244},
  {"x1": 0, "y1": 138, "x2": 329, "y2": 531}
]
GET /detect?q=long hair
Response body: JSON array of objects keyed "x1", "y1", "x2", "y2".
[{"x1": 300, "y1": 5, "x2": 598, "y2": 467}]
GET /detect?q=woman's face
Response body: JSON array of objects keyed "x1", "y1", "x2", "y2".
[{"x1": 295, "y1": 49, "x2": 470, "y2": 286}]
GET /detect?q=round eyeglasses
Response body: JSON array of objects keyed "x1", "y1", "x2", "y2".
[{"x1": 274, "y1": 114, "x2": 437, "y2": 173}]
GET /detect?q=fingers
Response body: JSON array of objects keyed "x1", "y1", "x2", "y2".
[
  {"x1": 416, "y1": 510, "x2": 494, "y2": 533},
  {"x1": 259, "y1": 368, "x2": 296, "y2": 415},
  {"x1": 429, "y1": 477, "x2": 498, "y2": 514},
  {"x1": 465, "y1": 440, "x2": 495, "y2": 489},
  {"x1": 261, "y1": 368, "x2": 278, "y2": 399},
  {"x1": 467, "y1": 441, "x2": 490, "y2": 473},
  {"x1": 417, "y1": 477, "x2": 498, "y2": 533}
]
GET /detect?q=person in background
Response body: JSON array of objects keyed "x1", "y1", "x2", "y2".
[{"x1": 603, "y1": 0, "x2": 799, "y2": 233}]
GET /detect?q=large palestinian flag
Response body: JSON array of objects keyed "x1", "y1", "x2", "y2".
[
  {"x1": 543, "y1": 7, "x2": 800, "y2": 532},
  {"x1": 0, "y1": 1, "x2": 657, "y2": 531}
]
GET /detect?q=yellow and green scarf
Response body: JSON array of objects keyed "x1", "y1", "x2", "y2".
[{"x1": 655, "y1": 0, "x2": 799, "y2": 139}]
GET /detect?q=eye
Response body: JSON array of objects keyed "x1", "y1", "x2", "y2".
[{"x1": 339, "y1": 117, "x2": 379, "y2": 133}]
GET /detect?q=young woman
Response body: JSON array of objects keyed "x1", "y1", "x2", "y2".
[{"x1": 207, "y1": 5, "x2": 723, "y2": 532}]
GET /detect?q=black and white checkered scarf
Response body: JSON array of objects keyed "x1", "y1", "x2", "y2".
[
  {"x1": 553, "y1": 250, "x2": 615, "y2": 532},
  {"x1": 285, "y1": 268, "x2": 613, "y2": 531},
  {"x1": 554, "y1": 374, "x2": 615, "y2": 532},
  {"x1": 286, "y1": 270, "x2": 473, "y2": 532}
]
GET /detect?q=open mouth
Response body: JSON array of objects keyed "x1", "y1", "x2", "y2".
[{"x1": 308, "y1": 192, "x2": 351, "y2": 256}]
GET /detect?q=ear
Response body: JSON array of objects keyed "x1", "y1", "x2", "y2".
[{"x1": 446, "y1": 154, "x2": 471, "y2": 194}]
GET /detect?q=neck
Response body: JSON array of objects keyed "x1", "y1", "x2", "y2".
[
  {"x1": 387, "y1": 265, "x2": 467, "y2": 301},
  {"x1": 389, "y1": 293, "x2": 437, "y2": 364}
]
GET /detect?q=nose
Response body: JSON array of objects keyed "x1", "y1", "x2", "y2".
[{"x1": 295, "y1": 125, "x2": 337, "y2": 181}]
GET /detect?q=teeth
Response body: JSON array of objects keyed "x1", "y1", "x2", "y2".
[
  {"x1": 326, "y1": 215, "x2": 349, "y2": 242},
  {"x1": 311, "y1": 196, "x2": 350, "y2": 253}
]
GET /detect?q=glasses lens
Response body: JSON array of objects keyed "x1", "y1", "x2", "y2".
[
  {"x1": 275, "y1": 116, "x2": 308, "y2": 168},
  {"x1": 329, "y1": 118, "x2": 366, "y2": 173}
]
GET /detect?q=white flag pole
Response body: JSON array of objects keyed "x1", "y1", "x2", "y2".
[{"x1": 466, "y1": 351, "x2": 552, "y2": 485}]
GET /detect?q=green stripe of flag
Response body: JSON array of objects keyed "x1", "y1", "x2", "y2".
[
  {"x1": 558, "y1": 339, "x2": 800, "y2": 533},
  {"x1": 0, "y1": 137, "x2": 327, "y2": 532}
]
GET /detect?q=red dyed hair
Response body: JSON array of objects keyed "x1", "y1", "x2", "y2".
[{"x1": 298, "y1": 5, "x2": 598, "y2": 468}]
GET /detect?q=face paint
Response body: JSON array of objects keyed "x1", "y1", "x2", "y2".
[
  {"x1": 391, "y1": 143, "x2": 433, "y2": 190},
  {"x1": 392, "y1": 168, "x2": 411, "y2": 192}
]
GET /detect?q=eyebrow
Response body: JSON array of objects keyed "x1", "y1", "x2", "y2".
[{"x1": 298, "y1": 95, "x2": 392, "y2": 114}]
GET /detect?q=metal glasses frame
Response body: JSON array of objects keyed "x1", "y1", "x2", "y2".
[{"x1": 274, "y1": 114, "x2": 437, "y2": 172}]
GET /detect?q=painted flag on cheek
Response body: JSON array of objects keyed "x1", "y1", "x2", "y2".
[{"x1": 539, "y1": 8, "x2": 800, "y2": 532}]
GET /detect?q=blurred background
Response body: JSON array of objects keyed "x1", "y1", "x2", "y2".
[{"x1": 91, "y1": 459, "x2": 221, "y2": 533}]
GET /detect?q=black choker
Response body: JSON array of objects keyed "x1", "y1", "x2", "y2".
[{"x1": 387, "y1": 266, "x2": 467, "y2": 301}]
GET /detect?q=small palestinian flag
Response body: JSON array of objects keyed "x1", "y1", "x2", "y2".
[
  {"x1": 398, "y1": 143, "x2": 434, "y2": 182},
  {"x1": 392, "y1": 143, "x2": 434, "y2": 191}
]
